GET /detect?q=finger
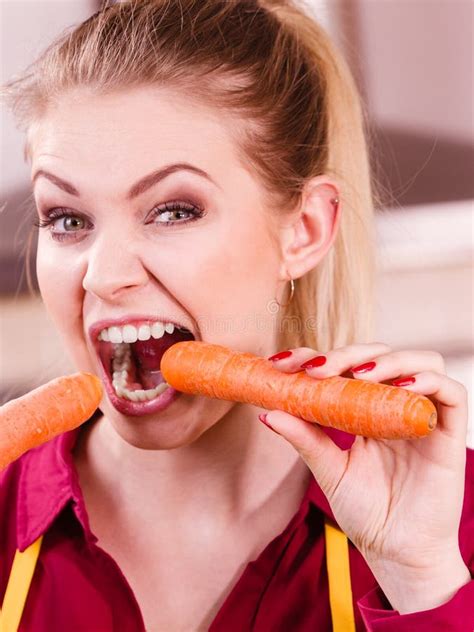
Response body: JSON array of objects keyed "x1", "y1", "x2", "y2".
[
  {"x1": 267, "y1": 347, "x2": 325, "y2": 373},
  {"x1": 349, "y1": 350, "x2": 447, "y2": 383},
  {"x1": 262, "y1": 409, "x2": 349, "y2": 500},
  {"x1": 390, "y1": 370, "x2": 468, "y2": 437},
  {"x1": 297, "y1": 342, "x2": 392, "y2": 378}
]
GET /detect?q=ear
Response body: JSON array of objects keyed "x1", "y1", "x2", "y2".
[{"x1": 277, "y1": 176, "x2": 341, "y2": 281}]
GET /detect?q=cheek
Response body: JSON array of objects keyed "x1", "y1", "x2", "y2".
[
  {"x1": 159, "y1": 218, "x2": 277, "y2": 345},
  {"x1": 36, "y1": 243, "x2": 91, "y2": 369},
  {"x1": 201, "y1": 216, "x2": 276, "y2": 296},
  {"x1": 37, "y1": 242, "x2": 76, "y2": 322}
]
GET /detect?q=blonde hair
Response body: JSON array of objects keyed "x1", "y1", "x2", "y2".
[{"x1": 2, "y1": 0, "x2": 383, "y2": 352}]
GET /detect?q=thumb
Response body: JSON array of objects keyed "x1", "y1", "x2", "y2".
[{"x1": 261, "y1": 410, "x2": 348, "y2": 500}]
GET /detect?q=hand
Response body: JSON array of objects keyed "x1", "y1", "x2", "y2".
[{"x1": 263, "y1": 343, "x2": 471, "y2": 613}]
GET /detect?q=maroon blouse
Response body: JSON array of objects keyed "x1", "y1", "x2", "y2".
[{"x1": 1, "y1": 411, "x2": 473, "y2": 631}]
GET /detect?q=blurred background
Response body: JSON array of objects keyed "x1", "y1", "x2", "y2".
[{"x1": 1, "y1": 0, "x2": 473, "y2": 446}]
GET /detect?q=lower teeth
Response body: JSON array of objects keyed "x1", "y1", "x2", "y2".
[{"x1": 111, "y1": 343, "x2": 170, "y2": 402}]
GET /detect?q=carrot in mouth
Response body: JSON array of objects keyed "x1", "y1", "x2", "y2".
[
  {"x1": 160, "y1": 341, "x2": 437, "y2": 440},
  {"x1": 0, "y1": 372, "x2": 103, "y2": 471}
]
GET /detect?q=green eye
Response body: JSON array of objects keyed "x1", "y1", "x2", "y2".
[
  {"x1": 62, "y1": 216, "x2": 85, "y2": 231},
  {"x1": 150, "y1": 201, "x2": 204, "y2": 226},
  {"x1": 155, "y1": 208, "x2": 193, "y2": 223},
  {"x1": 33, "y1": 208, "x2": 91, "y2": 242}
]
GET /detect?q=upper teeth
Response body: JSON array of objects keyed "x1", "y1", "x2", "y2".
[{"x1": 98, "y1": 320, "x2": 178, "y2": 343}]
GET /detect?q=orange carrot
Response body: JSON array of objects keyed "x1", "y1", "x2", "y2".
[
  {"x1": 0, "y1": 372, "x2": 103, "y2": 471},
  {"x1": 161, "y1": 341, "x2": 437, "y2": 440}
]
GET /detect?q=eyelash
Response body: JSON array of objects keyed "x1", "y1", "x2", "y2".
[{"x1": 32, "y1": 201, "x2": 205, "y2": 242}]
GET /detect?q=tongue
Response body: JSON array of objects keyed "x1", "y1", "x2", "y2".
[
  {"x1": 132, "y1": 338, "x2": 169, "y2": 390},
  {"x1": 133, "y1": 338, "x2": 167, "y2": 370},
  {"x1": 131, "y1": 330, "x2": 194, "y2": 390}
]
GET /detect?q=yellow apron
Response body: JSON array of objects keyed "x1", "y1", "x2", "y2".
[{"x1": 0, "y1": 520, "x2": 355, "y2": 632}]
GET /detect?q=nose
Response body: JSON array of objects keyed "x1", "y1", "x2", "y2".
[{"x1": 82, "y1": 233, "x2": 150, "y2": 300}]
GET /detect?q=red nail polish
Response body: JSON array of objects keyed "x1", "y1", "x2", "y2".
[
  {"x1": 259, "y1": 413, "x2": 279, "y2": 434},
  {"x1": 351, "y1": 361, "x2": 376, "y2": 373},
  {"x1": 268, "y1": 350, "x2": 292, "y2": 361},
  {"x1": 301, "y1": 355, "x2": 326, "y2": 369},
  {"x1": 392, "y1": 376, "x2": 416, "y2": 387}
]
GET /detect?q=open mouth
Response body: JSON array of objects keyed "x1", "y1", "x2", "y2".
[{"x1": 95, "y1": 322, "x2": 195, "y2": 403}]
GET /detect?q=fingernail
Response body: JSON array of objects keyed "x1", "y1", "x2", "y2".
[
  {"x1": 268, "y1": 350, "x2": 292, "y2": 361},
  {"x1": 301, "y1": 355, "x2": 326, "y2": 369},
  {"x1": 392, "y1": 376, "x2": 416, "y2": 387},
  {"x1": 259, "y1": 413, "x2": 279, "y2": 434},
  {"x1": 351, "y1": 361, "x2": 376, "y2": 373}
]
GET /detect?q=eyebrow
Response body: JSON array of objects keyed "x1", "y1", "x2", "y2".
[{"x1": 31, "y1": 162, "x2": 220, "y2": 198}]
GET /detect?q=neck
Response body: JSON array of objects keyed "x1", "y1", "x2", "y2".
[{"x1": 74, "y1": 404, "x2": 310, "y2": 525}]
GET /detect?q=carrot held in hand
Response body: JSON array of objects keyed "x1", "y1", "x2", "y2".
[
  {"x1": 0, "y1": 372, "x2": 103, "y2": 471},
  {"x1": 161, "y1": 341, "x2": 437, "y2": 440}
]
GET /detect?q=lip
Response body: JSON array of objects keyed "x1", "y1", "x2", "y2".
[
  {"x1": 89, "y1": 313, "x2": 196, "y2": 417},
  {"x1": 88, "y1": 314, "x2": 197, "y2": 346},
  {"x1": 96, "y1": 355, "x2": 181, "y2": 417}
]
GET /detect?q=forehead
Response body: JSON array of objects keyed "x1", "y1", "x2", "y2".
[{"x1": 29, "y1": 86, "x2": 247, "y2": 182}]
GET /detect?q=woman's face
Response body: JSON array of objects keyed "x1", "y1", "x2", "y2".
[{"x1": 30, "y1": 86, "x2": 284, "y2": 447}]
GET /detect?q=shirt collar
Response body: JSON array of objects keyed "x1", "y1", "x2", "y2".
[
  {"x1": 17, "y1": 412, "x2": 355, "y2": 550},
  {"x1": 17, "y1": 409, "x2": 102, "y2": 550}
]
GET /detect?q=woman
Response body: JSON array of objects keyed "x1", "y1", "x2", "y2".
[{"x1": 1, "y1": 1, "x2": 472, "y2": 630}]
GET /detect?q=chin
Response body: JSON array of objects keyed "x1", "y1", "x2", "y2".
[{"x1": 108, "y1": 410, "x2": 206, "y2": 450}]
